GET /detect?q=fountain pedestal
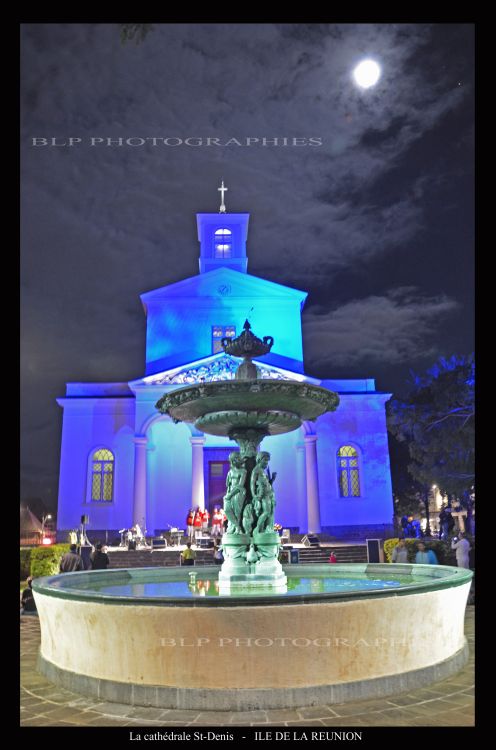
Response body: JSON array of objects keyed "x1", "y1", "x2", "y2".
[{"x1": 218, "y1": 530, "x2": 287, "y2": 591}]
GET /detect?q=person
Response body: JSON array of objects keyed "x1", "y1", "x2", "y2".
[
  {"x1": 59, "y1": 544, "x2": 84, "y2": 572},
  {"x1": 193, "y1": 507, "x2": 203, "y2": 540},
  {"x1": 20, "y1": 577, "x2": 37, "y2": 614},
  {"x1": 90, "y1": 542, "x2": 110, "y2": 570},
  {"x1": 439, "y1": 505, "x2": 455, "y2": 540},
  {"x1": 400, "y1": 515, "x2": 409, "y2": 538},
  {"x1": 451, "y1": 532, "x2": 471, "y2": 568},
  {"x1": 404, "y1": 515, "x2": 422, "y2": 539},
  {"x1": 181, "y1": 542, "x2": 196, "y2": 566},
  {"x1": 211, "y1": 506, "x2": 224, "y2": 537},
  {"x1": 201, "y1": 507, "x2": 210, "y2": 532},
  {"x1": 328, "y1": 551, "x2": 337, "y2": 563},
  {"x1": 213, "y1": 543, "x2": 224, "y2": 565},
  {"x1": 186, "y1": 509, "x2": 195, "y2": 541},
  {"x1": 412, "y1": 518, "x2": 422, "y2": 538},
  {"x1": 403, "y1": 516, "x2": 415, "y2": 538},
  {"x1": 391, "y1": 539, "x2": 409, "y2": 563},
  {"x1": 415, "y1": 542, "x2": 439, "y2": 565}
]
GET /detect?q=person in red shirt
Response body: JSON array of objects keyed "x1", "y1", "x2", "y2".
[
  {"x1": 193, "y1": 507, "x2": 203, "y2": 541},
  {"x1": 201, "y1": 508, "x2": 210, "y2": 532},
  {"x1": 186, "y1": 509, "x2": 195, "y2": 541},
  {"x1": 211, "y1": 507, "x2": 224, "y2": 537},
  {"x1": 328, "y1": 551, "x2": 337, "y2": 563}
]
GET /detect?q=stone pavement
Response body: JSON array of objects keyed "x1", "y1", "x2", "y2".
[{"x1": 20, "y1": 607, "x2": 474, "y2": 727}]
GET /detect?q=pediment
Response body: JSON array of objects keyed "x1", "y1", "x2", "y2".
[{"x1": 130, "y1": 353, "x2": 317, "y2": 387}]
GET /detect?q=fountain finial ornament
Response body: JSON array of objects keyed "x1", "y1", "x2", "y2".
[{"x1": 221, "y1": 319, "x2": 274, "y2": 380}]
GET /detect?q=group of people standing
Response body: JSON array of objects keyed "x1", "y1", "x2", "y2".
[
  {"x1": 59, "y1": 542, "x2": 110, "y2": 572},
  {"x1": 391, "y1": 534, "x2": 472, "y2": 568},
  {"x1": 186, "y1": 506, "x2": 226, "y2": 540},
  {"x1": 401, "y1": 505, "x2": 467, "y2": 542},
  {"x1": 392, "y1": 539, "x2": 440, "y2": 565}
]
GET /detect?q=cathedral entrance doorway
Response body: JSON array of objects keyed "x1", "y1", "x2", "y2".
[{"x1": 203, "y1": 447, "x2": 238, "y2": 515}]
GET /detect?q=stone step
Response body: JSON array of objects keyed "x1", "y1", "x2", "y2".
[{"x1": 107, "y1": 544, "x2": 369, "y2": 568}]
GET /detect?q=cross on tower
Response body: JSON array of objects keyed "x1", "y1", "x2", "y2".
[{"x1": 218, "y1": 180, "x2": 228, "y2": 213}]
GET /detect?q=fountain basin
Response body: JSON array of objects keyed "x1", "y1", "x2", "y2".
[
  {"x1": 33, "y1": 563, "x2": 472, "y2": 710},
  {"x1": 156, "y1": 379, "x2": 339, "y2": 432}
]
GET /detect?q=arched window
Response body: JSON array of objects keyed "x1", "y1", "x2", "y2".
[
  {"x1": 90, "y1": 448, "x2": 114, "y2": 502},
  {"x1": 214, "y1": 228, "x2": 232, "y2": 258},
  {"x1": 337, "y1": 445, "x2": 361, "y2": 497}
]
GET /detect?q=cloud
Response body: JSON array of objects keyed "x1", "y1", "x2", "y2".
[
  {"x1": 302, "y1": 287, "x2": 460, "y2": 370},
  {"x1": 21, "y1": 23, "x2": 471, "y2": 283},
  {"x1": 19, "y1": 23, "x2": 473, "y2": 503}
]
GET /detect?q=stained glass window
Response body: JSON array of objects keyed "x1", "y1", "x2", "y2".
[
  {"x1": 337, "y1": 446, "x2": 361, "y2": 497},
  {"x1": 214, "y1": 228, "x2": 232, "y2": 258},
  {"x1": 91, "y1": 449, "x2": 114, "y2": 502},
  {"x1": 212, "y1": 325, "x2": 236, "y2": 354}
]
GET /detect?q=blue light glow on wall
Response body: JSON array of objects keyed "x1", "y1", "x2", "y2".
[
  {"x1": 141, "y1": 267, "x2": 308, "y2": 376},
  {"x1": 56, "y1": 209, "x2": 394, "y2": 538}
]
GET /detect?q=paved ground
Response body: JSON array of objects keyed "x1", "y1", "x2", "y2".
[{"x1": 20, "y1": 607, "x2": 474, "y2": 727}]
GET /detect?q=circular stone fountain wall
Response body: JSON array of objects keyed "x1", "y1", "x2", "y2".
[{"x1": 33, "y1": 563, "x2": 472, "y2": 710}]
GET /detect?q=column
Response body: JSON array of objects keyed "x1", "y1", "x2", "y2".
[
  {"x1": 304, "y1": 435, "x2": 321, "y2": 534},
  {"x1": 132, "y1": 436, "x2": 148, "y2": 528},
  {"x1": 190, "y1": 436, "x2": 206, "y2": 511},
  {"x1": 295, "y1": 443, "x2": 307, "y2": 533}
]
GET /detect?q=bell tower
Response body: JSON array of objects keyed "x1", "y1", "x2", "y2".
[{"x1": 197, "y1": 181, "x2": 249, "y2": 274}]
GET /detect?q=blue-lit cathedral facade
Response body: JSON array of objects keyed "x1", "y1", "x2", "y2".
[{"x1": 56, "y1": 202, "x2": 394, "y2": 539}]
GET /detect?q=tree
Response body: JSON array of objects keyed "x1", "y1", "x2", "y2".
[{"x1": 387, "y1": 354, "x2": 474, "y2": 503}]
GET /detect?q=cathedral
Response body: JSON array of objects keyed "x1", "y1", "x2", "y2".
[{"x1": 56, "y1": 192, "x2": 394, "y2": 539}]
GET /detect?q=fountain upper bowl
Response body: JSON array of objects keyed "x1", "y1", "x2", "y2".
[{"x1": 156, "y1": 379, "x2": 339, "y2": 436}]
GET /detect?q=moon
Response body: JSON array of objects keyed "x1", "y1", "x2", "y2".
[{"x1": 353, "y1": 59, "x2": 381, "y2": 89}]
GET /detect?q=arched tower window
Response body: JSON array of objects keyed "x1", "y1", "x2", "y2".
[
  {"x1": 337, "y1": 445, "x2": 361, "y2": 497},
  {"x1": 214, "y1": 228, "x2": 232, "y2": 258},
  {"x1": 91, "y1": 448, "x2": 114, "y2": 502}
]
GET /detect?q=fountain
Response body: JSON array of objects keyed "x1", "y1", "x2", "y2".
[
  {"x1": 32, "y1": 321, "x2": 473, "y2": 711},
  {"x1": 155, "y1": 320, "x2": 339, "y2": 593}
]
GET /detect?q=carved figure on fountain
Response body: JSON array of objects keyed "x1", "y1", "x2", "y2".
[
  {"x1": 223, "y1": 452, "x2": 247, "y2": 534},
  {"x1": 251, "y1": 451, "x2": 276, "y2": 534}
]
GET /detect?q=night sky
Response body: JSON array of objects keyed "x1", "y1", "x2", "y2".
[{"x1": 21, "y1": 23, "x2": 474, "y2": 512}]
